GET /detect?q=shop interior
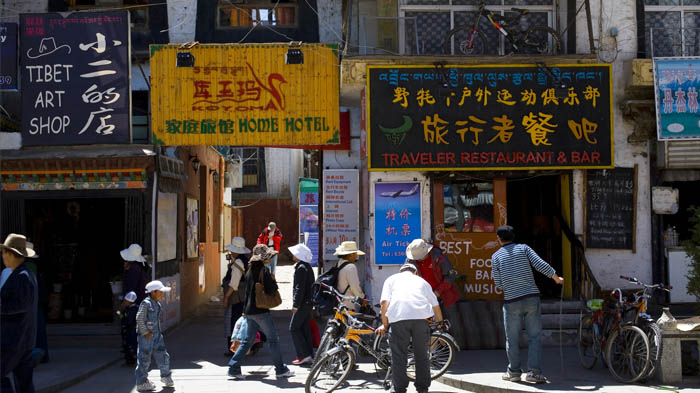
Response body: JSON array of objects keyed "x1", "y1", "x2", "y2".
[
  {"x1": 506, "y1": 175, "x2": 564, "y2": 299},
  {"x1": 24, "y1": 197, "x2": 126, "y2": 323},
  {"x1": 658, "y1": 181, "x2": 699, "y2": 245}
]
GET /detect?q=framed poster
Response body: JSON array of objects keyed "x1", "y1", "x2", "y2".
[
  {"x1": 186, "y1": 197, "x2": 199, "y2": 259},
  {"x1": 653, "y1": 57, "x2": 700, "y2": 140},
  {"x1": 374, "y1": 182, "x2": 421, "y2": 265},
  {"x1": 157, "y1": 192, "x2": 177, "y2": 262},
  {"x1": 322, "y1": 169, "x2": 359, "y2": 260}
]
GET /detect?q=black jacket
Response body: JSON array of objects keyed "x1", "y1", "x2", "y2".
[
  {"x1": 292, "y1": 261, "x2": 315, "y2": 309},
  {"x1": 243, "y1": 261, "x2": 278, "y2": 315},
  {"x1": 1, "y1": 263, "x2": 38, "y2": 373}
]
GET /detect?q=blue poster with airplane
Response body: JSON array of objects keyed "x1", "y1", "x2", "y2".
[{"x1": 374, "y1": 182, "x2": 421, "y2": 265}]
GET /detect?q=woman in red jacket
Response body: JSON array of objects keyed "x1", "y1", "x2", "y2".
[{"x1": 256, "y1": 222, "x2": 282, "y2": 276}]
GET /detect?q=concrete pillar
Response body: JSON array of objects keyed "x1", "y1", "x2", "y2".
[{"x1": 657, "y1": 307, "x2": 682, "y2": 384}]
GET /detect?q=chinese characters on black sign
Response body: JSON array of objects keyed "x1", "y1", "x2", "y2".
[
  {"x1": 21, "y1": 12, "x2": 130, "y2": 146},
  {"x1": 367, "y1": 65, "x2": 613, "y2": 170},
  {"x1": 1, "y1": 23, "x2": 18, "y2": 90}
]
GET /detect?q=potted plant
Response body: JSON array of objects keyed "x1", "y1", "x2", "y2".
[{"x1": 109, "y1": 275, "x2": 123, "y2": 295}]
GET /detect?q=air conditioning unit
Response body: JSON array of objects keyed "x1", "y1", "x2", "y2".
[
  {"x1": 225, "y1": 160, "x2": 243, "y2": 189},
  {"x1": 158, "y1": 155, "x2": 185, "y2": 180}
]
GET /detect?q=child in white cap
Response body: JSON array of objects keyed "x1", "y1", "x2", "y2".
[
  {"x1": 120, "y1": 291, "x2": 138, "y2": 365},
  {"x1": 135, "y1": 280, "x2": 173, "y2": 391}
]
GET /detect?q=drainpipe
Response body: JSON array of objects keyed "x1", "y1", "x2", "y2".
[{"x1": 152, "y1": 171, "x2": 158, "y2": 281}]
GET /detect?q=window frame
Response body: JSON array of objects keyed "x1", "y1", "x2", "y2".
[
  {"x1": 216, "y1": 0, "x2": 299, "y2": 30},
  {"x1": 644, "y1": 2, "x2": 700, "y2": 57}
]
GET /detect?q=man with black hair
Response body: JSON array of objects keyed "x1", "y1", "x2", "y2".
[{"x1": 491, "y1": 225, "x2": 564, "y2": 384}]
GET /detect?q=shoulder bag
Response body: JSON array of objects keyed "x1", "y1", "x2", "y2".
[{"x1": 255, "y1": 268, "x2": 282, "y2": 309}]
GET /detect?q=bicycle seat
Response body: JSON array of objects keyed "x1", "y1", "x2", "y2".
[{"x1": 511, "y1": 7, "x2": 529, "y2": 14}]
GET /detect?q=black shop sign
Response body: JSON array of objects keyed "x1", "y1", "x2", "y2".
[
  {"x1": 367, "y1": 64, "x2": 613, "y2": 171},
  {"x1": 1, "y1": 23, "x2": 18, "y2": 90},
  {"x1": 20, "y1": 12, "x2": 130, "y2": 146}
]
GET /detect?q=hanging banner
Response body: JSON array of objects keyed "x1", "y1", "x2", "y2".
[
  {"x1": 299, "y1": 178, "x2": 319, "y2": 267},
  {"x1": 374, "y1": 182, "x2": 421, "y2": 265},
  {"x1": 20, "y1": 12, "x2": 131, "y2": 145},
  {"x1": 322, "y1": 169, "x2": 359, "y2": 260},
  {"x1": 149, "y1": 43, "x2": 340, "y2": 146},
  {"x1": 367, "y1": 64, "x2": 613, "y2": 171},
  {"x1": 653, "y1": 57, "x2": 700, "y2": 140},
  {"x1": 0, "y1": 23, "x2": 18, "y2": 90}
]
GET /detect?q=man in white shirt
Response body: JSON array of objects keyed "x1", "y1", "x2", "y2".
[{"x1": 376, "y1": 260, "x2": 443, "y2": 393}]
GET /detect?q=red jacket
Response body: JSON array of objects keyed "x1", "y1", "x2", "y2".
[
  {"x1": 257, "y1": 228, "x2": 282, "y2": 251},
  {"x1": 416, "y1": 246, "x2": 460, "y2": 308}
]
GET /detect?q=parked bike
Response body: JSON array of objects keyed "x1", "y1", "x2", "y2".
[
  {"x1": 442, "y1": 1, "x2": 561, "y2": 56},
  {"x1": 619, "y1": 275, "x2": 672, "y2": 380},
  {"x1": 577, "y1": 288, "x2": 651, "y2": 383}
]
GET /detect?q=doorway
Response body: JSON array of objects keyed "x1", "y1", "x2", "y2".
[{"x1": 506, "y1": 175, "x2": 564, "y2": 299}]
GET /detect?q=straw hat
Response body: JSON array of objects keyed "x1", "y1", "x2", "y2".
[
  {"x1": 289, "y1": 243, "x2": 313, "y2": 263},
  {"x1": 250, "y1": 244, "x2": 274, "y2": 262},
  {"x1": 333, "y1": 241, "x2": 365, "y2": 256},
  {"x1": 120, "y1": 244, "x2": 146, "y2": 263},
  {"x1": 0, "y1": 234, "x2": 37, "y2": 258},
  {"x1": 225, "y1": 237, "x2": 250, "y2": 254},
  {"x1": 405, "y1": 239, "x2": 433, "y2": 261}
]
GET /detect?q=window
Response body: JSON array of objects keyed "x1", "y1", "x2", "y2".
[
  {"x1": 231, "y1": 147, "x2": 263, "y2": 187},
  {"x1": 398, "y1": 0, "x2": 557, "y2": 55},
  {"x1": 644, "y1": 1, "x2": 700, "y2": 57},
  {"x1": 65, "y1": 0, "x2": 149, "y2": 31},
  {"x1": 443, "y1": 182, "x2": 494, "y2": 233},
  {"x1": 217, "y1": 0, "x2": 298, "y2": 28}
]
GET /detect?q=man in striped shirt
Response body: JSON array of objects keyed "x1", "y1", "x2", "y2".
[{"x1": 491, "y1": 225, "x2": 564, "y2": 384}]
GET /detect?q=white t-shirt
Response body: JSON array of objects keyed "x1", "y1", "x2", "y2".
[{"x1": 380, "y1": 271, "x2": 439, "y2": 324}]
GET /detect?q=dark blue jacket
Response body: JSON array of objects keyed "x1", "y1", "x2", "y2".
[
  {"x1": 0, "y1": 263, "x2": 38, "y2": 374},
  {"x1": 292, "y1": 262, "x2": 314, "y2": 309}
]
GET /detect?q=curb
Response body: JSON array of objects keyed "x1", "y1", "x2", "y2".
[
  {"x1": 37, "y1": 356, "x2": 122, "y2": 393},
  {"x1": 438, "y1": 374, "x2": 550, "y2": 393}
]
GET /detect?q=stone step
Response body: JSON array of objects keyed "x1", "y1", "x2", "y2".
[
  {"x1": 542, "y1": 313, "x2": 581, "y2": 329},
  {"x1": 541, "y1": 300, "x2": 585, "y2": 314}
]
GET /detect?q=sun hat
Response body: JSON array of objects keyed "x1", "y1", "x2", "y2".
[
  {"x1": 0, "y1": 234, "x2": 37, "y2": 258},
  {"x1": 120, "y1": 244, "x2": 146, "y2": 263},
  {"x1": 124, "y1": 291, "x2": 137, "y2": 302},
  {"x1": 289, "y1": 243, "x2": 313, "y2": 263},
  {"x1": 145, "y1": 280, "x2": 171, "y2": 293},
  {"x1": 405, "y1": 239, "x2": 433, "y2": 261},
  {"x1": 268, "y1": 222, "x2": 277, "y2": 231},
  {"x1": 400, "y1": 262, "x2": 418, "y2": 273},
  {"x1": 225, "y1": 237, "x2": 251, "y2": 254},
  {"x1": 250, "y1": 244, "x2": 274, "y2": 262},
  {"x1": 333, "y1": 241, "x2": 365, "y2": 256}
]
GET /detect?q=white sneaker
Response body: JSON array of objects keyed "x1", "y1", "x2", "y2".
[
  {"x1": 136, "y1": 381, "x2": 156, "y2": 391},
  {"x1": 276, "y1": 369, "x2": 295, "y2": 378},
  {"x1": 161, "y1": 376, "x2": 174, "y2": 387}
]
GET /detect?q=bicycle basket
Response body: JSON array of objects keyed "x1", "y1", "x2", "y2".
[{"x1": 586, "y1": 299, "x2": 603, "y2": 311}]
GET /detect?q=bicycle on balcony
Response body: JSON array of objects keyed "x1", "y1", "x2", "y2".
[{"x1": 442, "y1": 1, "x2": 561, "y2": 56}]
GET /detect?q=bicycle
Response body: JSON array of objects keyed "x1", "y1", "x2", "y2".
[
  {"x1": 577, "y1": 289, "x2": 651, "y2": 383},
  {"x1": 619, "y1": 275, "x2": 672, "y2": 380},
  {"x1": 442, "y1": 1, "x2": 561, "y2": 56}
]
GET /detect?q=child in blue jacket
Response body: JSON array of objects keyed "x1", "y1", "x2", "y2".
[{"x1": 135, "y1": 280, "x2": 173, "y2": 392}]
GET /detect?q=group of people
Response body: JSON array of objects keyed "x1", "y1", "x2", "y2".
[{"x1": 1, "y1": 221, "x2": 565, "y2": 393}]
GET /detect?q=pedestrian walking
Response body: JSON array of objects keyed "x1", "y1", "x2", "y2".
[
  {"x1": 375, "y1": 257, "x2": 442, "y2": 393},
  {"x1": 256, "y1": 222, "x2": 282, "y2": 276},
  {"x1": 222, "y1": 236, "x2": 250, "y2": 355},
  {"x1": 227, "y1": 244, "x2": 294, "y2": 380},
  {"x1": 334, "y1": 241, "x2": 365, "y2": 311},
  {"x1": 0, "y1": 234, "x2": 38, "y2": 393},
  {"x1": 120, "y1": 291, "x2": 138, "y2": 366},
  {"x1": 288, "y1": 243, "x2": 315, "y2": 365},
  {"x1": 135, "y1": 280, "x2": 174, "y2": 392},
  {"x1": 121, "y1": 244, "x2": 149, "y2": 304},
  {"x1": 491, "y1": 225, "x2": 564, "y2": 384}
]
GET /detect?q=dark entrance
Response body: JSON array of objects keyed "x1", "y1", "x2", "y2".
[{"x1": 506, "y1": 175, "x2": 564, "y2": 299}]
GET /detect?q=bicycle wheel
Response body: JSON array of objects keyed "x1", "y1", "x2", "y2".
[
  {"x1": 578, "y1": 312, "x2": 599, "y2": 369},
  {"x1": 443, "y1": 26, "x2": 486, "y2": 55},
  {"x1": 407, "y1": 333, "x2": 457, "y2": 381},
  {"x1": 604, "y1": 325, "x2": 650, "y2": 383},
  {"x1": 640, "y1": 322, "x2": 662, "y2": 380},
  {"x1": 522, "y1": 26, "x2": 561, "y2": 55},
  {"x1": 305, "y1": 346, "x2": 356, "y2": 393},
  {"x1": 313, "y1": 331, "x2": 337, "y2": 366}
]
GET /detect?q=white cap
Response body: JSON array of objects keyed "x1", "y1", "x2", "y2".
[
  {"x1": 124, "y1": 291, "x2": 137, "y2": 302},
  {"x1": 145, "y1": 280, "x2": 171, "y2": 293}
]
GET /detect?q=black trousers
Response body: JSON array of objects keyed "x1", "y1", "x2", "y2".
[
  {"x1": 1, "y1": 350, "x2": 35, "y2": 393},
  {"x1": 289, "y1": 303, "x2": 313, "y2": 358},
  {"x1": 389, "y1": 319, "x2": 430, "y2": 393}
]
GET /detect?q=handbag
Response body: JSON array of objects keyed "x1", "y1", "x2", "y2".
[{"x1": 255, "y1": 268, "x2": 282, "y2": 309}]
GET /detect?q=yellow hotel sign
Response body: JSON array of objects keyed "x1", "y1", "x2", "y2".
[{"x1": 149, "y1": 43, "x2": 340, "y2": 146}]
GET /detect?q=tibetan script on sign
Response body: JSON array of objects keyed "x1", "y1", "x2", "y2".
[{"x1": 367, "y1": 64, "x2": 613, "y2": 171}]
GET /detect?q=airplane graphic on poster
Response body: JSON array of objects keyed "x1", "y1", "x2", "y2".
[{"x1": 380, "y1": 184, "x2": 419, "y2": 198}]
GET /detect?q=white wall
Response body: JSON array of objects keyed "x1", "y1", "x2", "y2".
[
  {"x1": 167, "y1": 0, "x2": 197, "y2": 44},
  {"x1": 317, "y1": 0, "x2": 343, "y2": 44},
  {"x1": 574, "y1": 0, "x2": 653, "y2": 290}
]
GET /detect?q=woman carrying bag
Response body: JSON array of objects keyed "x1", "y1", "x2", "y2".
[{"x1": 226, "y1": 244, "x2": 294, "y2": 381}]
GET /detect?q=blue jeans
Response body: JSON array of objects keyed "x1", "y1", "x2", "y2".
[
  {"x1": 228, "y1": 312, "x2": 288, "y2": 375},
  {"x1": 266, "y1": 254, "x2": 278, "y2": 276},
  {"x1": 135, "y1": 334, "x2": 171, "y2": 384},
  {"x1": 502, "y1": 296, "x2": 542, "y2": 375}
]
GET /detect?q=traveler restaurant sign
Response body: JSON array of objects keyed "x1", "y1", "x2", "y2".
[
  {"x1": 149, "y1": 43, "x2": 340, "y2": 146},
  {"x1": 367, "y1": 64, "x2": 613, "y2": 171},
  {"x1": 21, "y1": 12, "x2": 131, "y2": 146},
  {"x1": 653, "y1": 57, "x2": 700, "y2": 140}
]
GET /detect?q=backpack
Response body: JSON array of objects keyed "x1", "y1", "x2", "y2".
[{"x1": 311, "y1": 262, "x2": 351, "y2": 316}]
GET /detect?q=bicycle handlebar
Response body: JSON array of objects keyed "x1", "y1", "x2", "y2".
[{"x1": 619, "y1": 275, "x2": 672, "y2": 291}]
